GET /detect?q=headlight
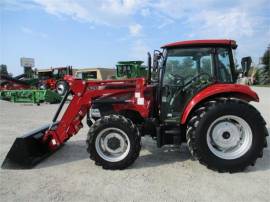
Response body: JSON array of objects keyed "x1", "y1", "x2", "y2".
[{"x1": 90, "y1": 108, "x2": 101, "y2": 117}]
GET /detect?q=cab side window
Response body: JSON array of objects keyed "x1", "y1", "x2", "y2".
[
  {"x1": 217, "y1": 48, "x2": 233, "y2": 83},
  {"x1": 200, "y1": 55, "x2": 213, "y2": 75}
]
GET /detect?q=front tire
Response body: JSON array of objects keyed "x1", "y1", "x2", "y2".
[
  {"x1": 186, "y1": 98, "x2": 268, "y2": 172},
  {"x1": 86, "y1": 115, "x2": 141, "y2": 170},
  {"x1": 56, "y1": 81, "x2": 68, "y2": 96}
]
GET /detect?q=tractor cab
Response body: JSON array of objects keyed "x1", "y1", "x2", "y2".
[
  {"x1": 52, "y1": 66, "x2": 73, "y2": 80},
  {"x1": 37, "y1": 69, "x2": 53, "y2": 80},
  {"x1": 116, "y1": 61, "x2": 148, "y2": 79},
  {"x1": 75, "y1": 68, "x2": 115, "y2": 80},
  {"x1": 151, "y1": 40, "x2": 238, "y2": 123}
]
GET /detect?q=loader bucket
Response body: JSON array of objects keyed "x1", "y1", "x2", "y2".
[{"x1": 1, "y1": 123, "x2": 58, "y2": 169}]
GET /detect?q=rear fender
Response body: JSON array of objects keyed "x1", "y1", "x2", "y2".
[{"x1": 181, "y1": 84, "x2": 259, "y2": 124}]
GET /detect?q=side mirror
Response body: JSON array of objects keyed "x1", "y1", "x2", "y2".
[
  {"x1": 147, "y1": 52, "x2": 152, "y2": 84},
  {"x1": 241, "y1": 56, "x2": 252, "y2": 77},
  {"x1": 153, "y1": 52, "x2": 162, "y2": 72}
]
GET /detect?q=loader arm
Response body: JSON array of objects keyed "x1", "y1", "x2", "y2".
[{"x1": 43, "y1": 75, "x2": 148, "y2": 150}]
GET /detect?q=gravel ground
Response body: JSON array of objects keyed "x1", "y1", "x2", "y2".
[{"x1": 0, "y1": 87, "x2": 269, "y2": 202}]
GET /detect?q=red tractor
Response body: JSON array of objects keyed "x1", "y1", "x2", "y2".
[
  {"x1": 38, "y1": 66, "x2": 73, "y2": 96},
  {"x1": 2, "y1": 39, "x2": 268, "y2": 172}
]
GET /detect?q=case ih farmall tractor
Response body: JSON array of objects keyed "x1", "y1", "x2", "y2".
[
  {"x1": 38, "y1": 66, "x2": 73, "y2": 96},
  {"x1": 2, "y1": 39, "x2": 268, "y2": 172}
]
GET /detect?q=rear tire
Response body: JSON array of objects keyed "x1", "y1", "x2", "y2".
[
  {"x1": 186, "y1": 98, "x2": 268, "y2": 172},
  {"x1": 86, "y1": 115, "x2": 141, "y2": 170}
]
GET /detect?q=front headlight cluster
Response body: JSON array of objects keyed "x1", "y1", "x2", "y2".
[{"x1": 90, "y1": 108, "x2": 101, "y2": 118}]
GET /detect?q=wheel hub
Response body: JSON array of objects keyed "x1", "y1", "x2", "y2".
[
  {"x1": 103, "y1": 133, "x2": 125, "y2": 154},
  {"x1": 211, "y1": 121, "x2": 241, "y2": 150},
  {"x1": 57, "y1": 84, "x2": 65, "y2": 94},
  {"x1": 222, "y1": 132, "x2": 230, "y2": 139},
  {"x1": 107, "y1": 137, "x2": 120, "y2": 150},
  {"x1": 95, "y1": 128, "x2": 130, "y2": 162},
  {"x1": 207, "y1": 115, "x2": 253, "y2": 160}
]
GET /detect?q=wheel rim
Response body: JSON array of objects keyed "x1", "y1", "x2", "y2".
[
  {"x1": 95, "y1": 127, "x2": 130, "y2": 162},
  {"x1": 57, "y1": 84, "x2": 65, "y2": 95},
  {"x1": 207, "y1": 115, "x2": 252, "y2": 160},
  {"x1": 39, "y1": 84, "x2": 46, "y2": 90}
]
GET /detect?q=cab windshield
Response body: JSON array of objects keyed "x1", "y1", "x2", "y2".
[
  {"x1": 163, "y1": 48, "x2": 214, "y2": 86},
  {"x1": 117, "y1": 65, "x2": 132, "y2": 77},
  {"x1": 163, "y1": 47, "x2": 234, "y2": 86}
]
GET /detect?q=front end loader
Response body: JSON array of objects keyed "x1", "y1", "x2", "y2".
[
  {"x1": 2, "y1": 39, "x2": 268, "y2": 172},
  {"x1": 2, "y1": 77, "x2": 147, "y2": 168}
]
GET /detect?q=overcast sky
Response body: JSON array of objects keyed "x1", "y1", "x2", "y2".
[{"x1": 1, "y1": 0, "x2": 269, "y2": 75}]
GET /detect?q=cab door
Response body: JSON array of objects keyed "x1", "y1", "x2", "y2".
[{"x1": 160, "y1": 47, "x2": 215, "y2": 123}]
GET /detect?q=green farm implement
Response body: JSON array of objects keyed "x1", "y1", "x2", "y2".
[
  {"x1": 0, "y1": 89, "x2": 62, "y2": 104},
  {"x1": 0, "y1": 65, "x2": 62, "y2": 104},
  {"x1": 116, "y1": 61, "x2": 148, "y2": 79}
]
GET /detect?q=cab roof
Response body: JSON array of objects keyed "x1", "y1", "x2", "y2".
[
  {"x1": 75, "y1": 67, "x2": 115, "y2": 73},
  {"x1": 161, "y1": 39, "x2": 237, "y2": 49}
]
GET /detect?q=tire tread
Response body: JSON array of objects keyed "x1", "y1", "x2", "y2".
[
  {"x1": 186, "y1": 98, "x2": 268, "y2": 172},
  {"x1": 86, "y1": 115, "x2": 141, "y2": 170}
]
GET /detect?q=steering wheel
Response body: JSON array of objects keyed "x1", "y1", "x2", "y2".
[
  {"x1": 166, "y1": 72, "x2": 212, "y2": 106},
  {"x1": 182, "y1": 72, "x2": 212, "y2": 89},
  {"x1": 168, "y1": 73, "x2": 185, "y2": 86}
]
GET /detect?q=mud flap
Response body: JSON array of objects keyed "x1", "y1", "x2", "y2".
[{"x1": 1, "y1": 122, "x2": 59, "y2": 169}]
